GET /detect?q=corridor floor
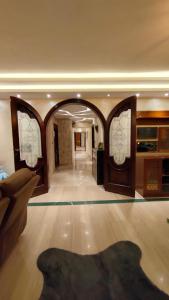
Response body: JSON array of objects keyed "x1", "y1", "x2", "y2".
[{"x1": 31, "y1": 151, "x2": 142, "y2": 203}]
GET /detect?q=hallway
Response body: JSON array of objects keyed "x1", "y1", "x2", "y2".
[{"x1": 31, "y1": 151, "x2": 142, "y2": 203}]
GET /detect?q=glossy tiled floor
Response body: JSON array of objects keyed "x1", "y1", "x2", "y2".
[
  {"x1": 32, "y1": 151, "x2": 142, "y2": 203},
  {"x1": 0, "y1": 153, "x2": 169, "y2": 300},
  {"x1": 0, "y1": 200, "x2": 169, "y2": 300}
]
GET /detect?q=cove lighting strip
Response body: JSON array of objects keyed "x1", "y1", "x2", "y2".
[
  {"x1": 1, "y1": 83, "x2": 169, "y2": 91},
  {"x1": 1, "y1": 72, "x2": 169, "y2": 79}
]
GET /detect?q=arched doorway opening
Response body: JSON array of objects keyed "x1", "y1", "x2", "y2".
[
  {"x1": 11, "y1": 95, "x2": 136, "y2": 199},
  {"x1": 44, "y1": 99, "x2": 106, "y2": 194}
]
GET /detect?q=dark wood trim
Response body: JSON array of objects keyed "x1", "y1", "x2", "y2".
[
  {"x1": 104, "y1": 96, "x2": 136, "y2": 197},
  {"x1": 137, "y1": 111, "x2": 169, "y2": 119},
  {"x1": 44, "y1": 98, "x2": 106, "y2": 187},
  {"x1": 10, "y1": 97, "x2": 48, "y2": 195},
  {"x1": 54, "y1": 124, "x2": 59, "y2": 168}
]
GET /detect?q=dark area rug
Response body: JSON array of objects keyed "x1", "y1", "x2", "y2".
[{"x1": 37, "y1": 241, "x2": 169, "y2": 300}]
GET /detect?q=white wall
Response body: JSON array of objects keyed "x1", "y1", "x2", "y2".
[{"x1": 0, "y1": 100, "x2": 14, "y2": 174}]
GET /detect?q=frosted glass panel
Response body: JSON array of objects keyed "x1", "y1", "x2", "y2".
[
  {"x1": 17, "y1": 111, "x2": 42, "y2": 167},
  {"x1": 109, "y1": 109, "x2": 131, "y2": 165}
]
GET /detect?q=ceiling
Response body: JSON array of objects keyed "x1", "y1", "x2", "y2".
[
  {"x1": 2, "y1": 91, "x2": 169, "y2": 101},
  {"x1": 0, "y1": 0, "x2": 169, "y2": 94},
  {"x1": 0, "y1": 0, "x2": 169, "y2": 72},
  {"x1": 54, "y1": 104, "x2": 96, "y2": 122}
]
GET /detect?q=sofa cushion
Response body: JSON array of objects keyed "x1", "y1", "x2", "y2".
[{"x1": 0, "y1": 168, "x2": 35, "y2": 197}]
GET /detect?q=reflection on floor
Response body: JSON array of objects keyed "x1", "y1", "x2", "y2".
[
  {"x1": 0, "y1": 200, "x2": 169, "y2": 299},
  {"x1": 32, "y1": 151, "x2": 142, "y2": 203}
]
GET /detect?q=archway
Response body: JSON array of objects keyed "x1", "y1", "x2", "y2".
[
  {"x1": 44, "y1": 98, "x2": 106, "y2": 127},
  {"x1": 44, "y1": 98, "x2": 106, "y2": 190}
]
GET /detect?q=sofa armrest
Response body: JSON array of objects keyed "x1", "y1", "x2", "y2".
[
  {"x1": 0, "y1": 197, "x2": 10, "y2": 226},
  {"x1": 2, "y1": 174, "x2": 40, "y2": 233},
  {"x1": 0, "y1": 168, "x2": 35, "y2": 197}
]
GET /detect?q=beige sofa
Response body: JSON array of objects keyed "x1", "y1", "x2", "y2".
[{"x1": 0, "y1": 168, "x2": 40, "y2": 265}]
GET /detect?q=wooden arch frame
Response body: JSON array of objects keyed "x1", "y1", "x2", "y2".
[
  {"x1": 44, "y1": 98, "x2": 107, "y2": 189},
  {"x1": 44, "y1": 98, "x2": 106, "y2": 128},
  {"x1": 10, "y1": 96, "x2": 48, "y2": 195},
  {"x1": 10, "y1": 96, "x2": 136, "y2": 196}
]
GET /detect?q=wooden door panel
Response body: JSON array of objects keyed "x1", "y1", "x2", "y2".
[
  {"x1": 104, "y1": 96, "x2": 136, "y2": 197},
  {"x1": 10, "y1": 97, "x2": 48, "y2": 196}
]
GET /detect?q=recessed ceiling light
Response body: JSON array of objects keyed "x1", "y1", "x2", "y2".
[
  {"x1": 165, "y1": 93, "x2": 169, "y2": 97},
  {"x1": 17, "y1": 94, "x2": 21, "y2": 98},
  {"x1": 107, "y1": 93, "x2": 110, "y2": 97},
  {"x1": 136, "y1": 93, "x2": 140, "y2": 97},
  {"x1": 47, "y1": 94, "x2": 51, "y2": 98},
  {"x1": 77, "y1": 93, "x2": 81, "y2": 98}
]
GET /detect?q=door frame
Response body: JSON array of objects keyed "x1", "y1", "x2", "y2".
[
  {"x1": 104, "y1": 96, "x2": 136, "y2": 196},
  {"x1": 44, "y1": 98, "x2": 107, "y2": 188},
  {"x1": 54, "y1": 124, "x2": 59, "y2": 168},
  {"x1": 10, "y1": 97, "x2": 48, "y2": 196}
]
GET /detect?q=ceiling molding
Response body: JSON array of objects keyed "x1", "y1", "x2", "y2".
[
  {"x1": 0, "y1": 72, "x2": 169, "y2": 92},
  {"x1": 0, "y1": 83, "x2": 169, "y2": 92}
]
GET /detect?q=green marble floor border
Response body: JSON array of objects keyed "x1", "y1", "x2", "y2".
[{"x1": 28, "y1": 197, "x2": 169, "y2": 207}]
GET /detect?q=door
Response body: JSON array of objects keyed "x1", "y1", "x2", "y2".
[
  {"x1": 104, "y1": 96, "x2": 136, "y2": 197},
  {"x1": 81, "y1": 132, "x2": 86, "y2": 150},
  {"x1": 10, "y1": 97, "x2": 48, "y2": 196},
  {"x1": 54, "y1": 124, "x2": 59, "y2": 168},
  {"x1": 74, "y1": 132, "x2": 81, "y2": 150}
]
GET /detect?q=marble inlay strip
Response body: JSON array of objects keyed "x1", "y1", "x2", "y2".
[{"x1": 28, "y1": 198, "x2": 169, "y2": 207}]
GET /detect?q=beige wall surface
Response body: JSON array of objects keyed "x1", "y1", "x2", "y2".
[
  {"x1": 29, "y1": 97, "x2": 169, "y2": 121},
  {"x1": 0, "y1": 100, "x2": 14, "y2": 174},
  {"x1": 30, "y1": 97, "x2": 121, "y2": 121},
  {"x1": 57, "y1": 119, "x2": 73, "y2": 166},
  {"x1": 94, "y1": 117, "x2": 104, "y2": 148},
  {"x1": 1, "y1": 97, "x2": 169, "y2": 176},
  {"x1": 47, "y1": 117, "x2": 73, "y2": 180}
]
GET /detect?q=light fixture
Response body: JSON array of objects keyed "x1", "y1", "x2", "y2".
[
  {"x1": 165, "y1": 93, "x2": 169, "y2": 97},
  {"x1": 17, "y1": 94, "x2": 21, "y2": 98},
  {"x1": 107, "y1": 93, "x2": 110, "y2": 97},
  {"x1": 2, "y1": 71, "x2": 169, "y2": 79},
  {"x1": 136, "y1": 93, "x2": 140, "y2": 97},
  {"x1": 77, "y1": 93, "x2": 81, "y2": 98},
  {"x1": 47, "y1": 94, "x2": 51, "y2": 98},
  {"x1": 2, "y1": 83, "x2": 169, "y2": 91}
]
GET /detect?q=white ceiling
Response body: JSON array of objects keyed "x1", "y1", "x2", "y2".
[
  {"x1": 54, "y1": 104, "x2": 96, "y2": 122},
  {"x1": 0, "y1": 1, "x2": 169, "y2": 95},
  {"x1": 0, "y1": 0, "x2": 169, "y2": 72}
]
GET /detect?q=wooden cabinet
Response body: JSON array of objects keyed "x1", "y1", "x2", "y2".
[
  {"x1": 136, "y1": 155, "x2": 169, "y2": 197},
  {"x1": 136, "y1": 126, "x2": 169, "y2": 153},
  {"x1": 136, "y1": 112, "x2": 169, "y2": 198},
  {"x1": 92, "y1": 149, "x2": 104, "y2": 185}
]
